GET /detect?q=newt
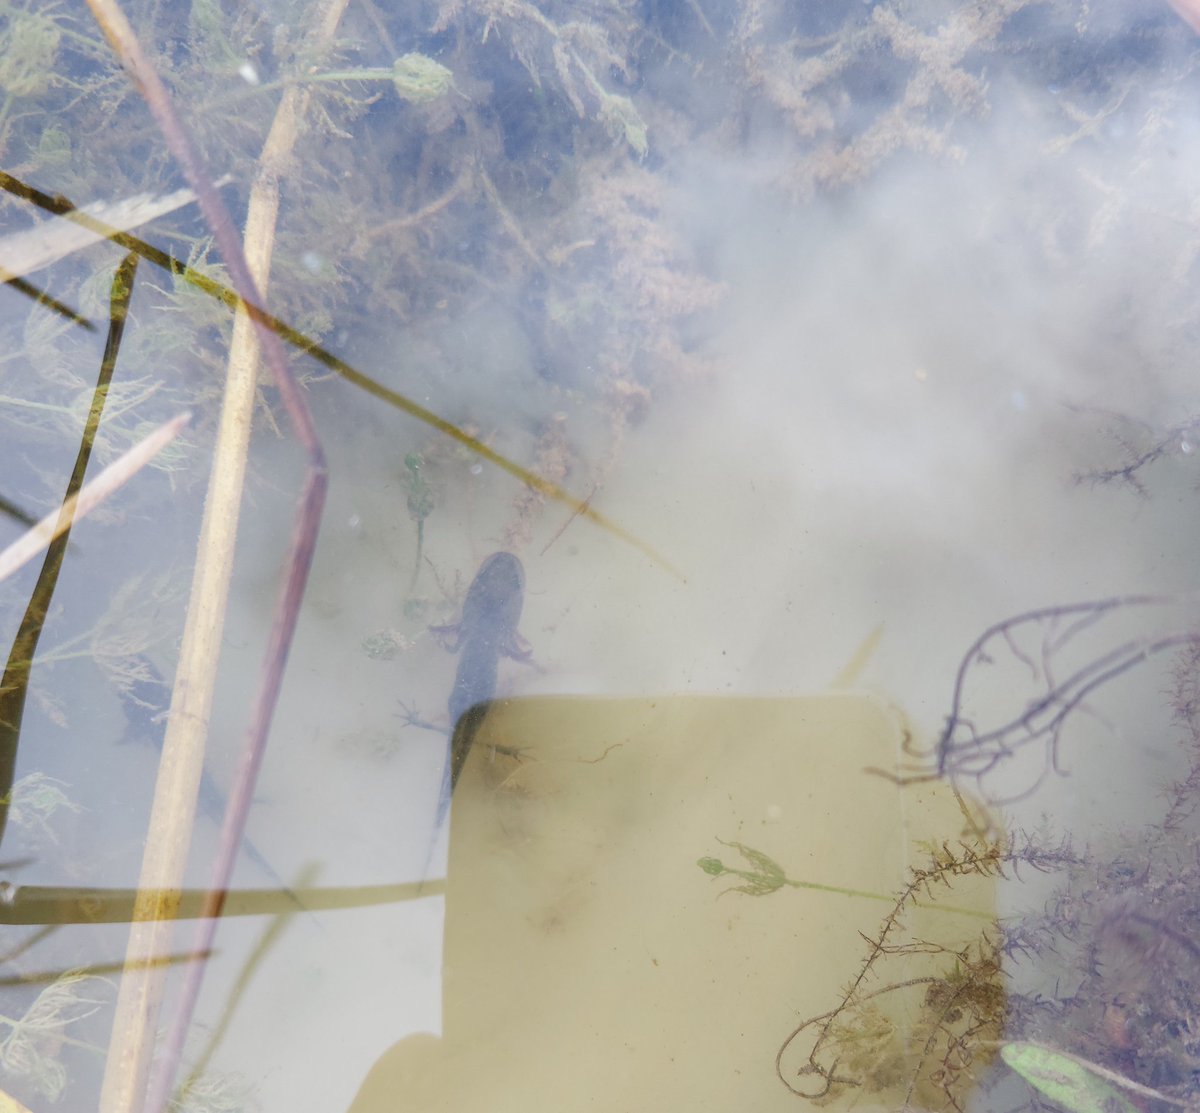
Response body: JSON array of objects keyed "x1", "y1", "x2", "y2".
[{"x1": 430, "y1": 551, "x2": 530, "y2": 828}]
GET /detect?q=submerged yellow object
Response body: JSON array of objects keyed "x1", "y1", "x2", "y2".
[
  {"x1": 0, "y1": 1085, "x2": 36, "y2": 1113},
  {"x1": 351, "y1": 695, "x2": 997, "y2": 1113}
]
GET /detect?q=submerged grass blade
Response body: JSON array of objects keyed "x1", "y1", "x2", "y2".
[
  {"x1": 0, "y1": 880, "x2": 443, "y2": 924},
  {"x1": 0, "y1": 171, "x2": 684, "y2": 579},
  {"x1": 0, "y1": 253, "x2": 137, "y2": 850}
]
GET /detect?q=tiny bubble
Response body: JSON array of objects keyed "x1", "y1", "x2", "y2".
[
  {"x1": 302, "y1": 251, "x2": 322, "y2": 274},
  {"x1": 470, "y1": 463, "x2": 483, "y2": 476},
  {"x1": 1182, "y1": 440, "x2": 1193, "y2": 455},
  {"x1": 347, "y1": 514, "x2": 362, "y2": 530},
  {"x1": 238, "y1": 61, "x2": 260, "y2": 86}
]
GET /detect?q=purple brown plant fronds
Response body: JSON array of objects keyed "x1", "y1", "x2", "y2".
[
  {"x1": 1161, "y1": 641, "x2": 1200, "y2": 835},
  {"x1": 1071, "y1": 405, "x2": 1200, "y2": 495},
  {"x1": 933, "y1": 595, "x2": 1200, "y2": 807}
]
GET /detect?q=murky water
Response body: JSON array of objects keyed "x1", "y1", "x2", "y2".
[{"x1": 2, "y1": 1, "x2": 1200, "y2": 1110}]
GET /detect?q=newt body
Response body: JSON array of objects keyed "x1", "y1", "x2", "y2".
[{"x1": 433, "y1": 551, "x2": 528, "y2": 826}]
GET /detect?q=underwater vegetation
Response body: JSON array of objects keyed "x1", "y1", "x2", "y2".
[
  {"x1": 733, "y1": 601, "x2": 1200, "y2": 1112},
  {"x1": 1, "y1": 0, "x2": 1200, "y2": 1110},
  {"x1": 702, "y1": 605, "x2": 1200, "y2": 1113}
]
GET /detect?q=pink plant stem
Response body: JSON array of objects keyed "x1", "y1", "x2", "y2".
[
  {"x1": 1168, "y1": 0, "x2": 1200, "y2": 34},
  {"x1": 83, "y1": 2, "x2": 328, "y2": 1110}
]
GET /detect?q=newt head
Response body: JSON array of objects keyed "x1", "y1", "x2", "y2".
[{"x1": 428, "y1": 551, "x2": 529, "y2": 655}]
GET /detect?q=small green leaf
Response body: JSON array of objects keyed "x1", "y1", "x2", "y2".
[{"x1": 1001, "y1": 1042, "x2": 1140, "y2": 1113}]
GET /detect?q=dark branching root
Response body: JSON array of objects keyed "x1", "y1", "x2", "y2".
[
  {"x1": 1072, "y1": 406, "x2": 1200, "y2": 495},
  {"x1": 869, "y1": 594, "x2": 1200, "y2": 809}
]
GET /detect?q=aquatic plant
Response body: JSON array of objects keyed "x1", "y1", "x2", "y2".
[
  {"x1": 1001, "y1": 1042, "x2": 1145, "y2": 1113},
  {"x1": 401, "y1": 452, "x2": 436, "y2": 592},
  {"x1": 769, "y1": 585, "x2": 1200, "y2": 1111},
  {"x1": 0, "y1": 970, "x2": 109, "y2": 1102},
  {"x1": 930, "y1": 594, "x2": 1200, "y2": 807},
  {"x1": 763, "y1": 835, "x2": 1079, "y2": 1110},
  {"x1": 699, "y1": 837, "x2": 992, "y2": 916},
  {"x1": 3, "y1": 0, "x2": 1200, "y2": 1110},
  {"x1": 989, "y1": 642, "x2": 1200, "y2": 1110},
  {"x1": 5, "y1": 772, "x2": 81, "y2": 844},
  {"x1": 168, "y1": 1071, "x2": 259, "y2": 1113}
]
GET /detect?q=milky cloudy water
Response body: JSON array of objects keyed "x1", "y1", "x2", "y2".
[{"x1": 1, "y1": 2, "x2": 1198, "y2": 1111}]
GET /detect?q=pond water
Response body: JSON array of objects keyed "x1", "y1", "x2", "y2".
[{"x1": 2, "y1": 1, "x2": 1200, "y2": 1111}]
